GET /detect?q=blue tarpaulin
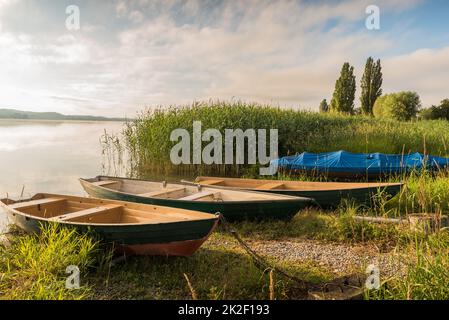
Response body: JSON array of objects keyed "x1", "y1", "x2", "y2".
[{"x1": 270, "y1": 150, "x2": 449, "y2": 175}]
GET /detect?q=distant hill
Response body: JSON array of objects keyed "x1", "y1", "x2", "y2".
[{"x1": 0, "y1": 109, "x2": 126, "y2": 122}]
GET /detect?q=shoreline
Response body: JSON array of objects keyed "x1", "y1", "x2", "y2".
[{"x1": 0, "y1": 118, "x2": 126, "y2": 124}]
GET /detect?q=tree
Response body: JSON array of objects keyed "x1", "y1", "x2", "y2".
[
  {"x1": 420, "y1": 99, "x2": 449, "y2": 120},
  {"x1": 373, "y1": 91, "x2": 421, "y2": 121},
  {"x1": 319, "y1": 99, "x2": 329, "y2": 113},
  {"x1": 330, "y1": 62, "x2": 356, "y2": 114},
  {"x1": 360, "y1": 57, "x2": 382, "y2": 115}
]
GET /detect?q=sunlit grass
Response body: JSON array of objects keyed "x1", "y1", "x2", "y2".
[
  {"x1": 368, "y1": 231, "x2": 449, "y2": 300},
  {"x1": 0, "y1": 224, "x2": 103, "y2": 300}
]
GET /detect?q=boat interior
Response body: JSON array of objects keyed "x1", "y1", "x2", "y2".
[
  {"x1": 1, "y1": 194, "x2": 216, "y2": 224},
  {"x1": 86, "y1": 177, "x2": 297, "y2": 201},
  {"x1": 195, "y1": 176, "x2": 402, "y2": 191}
]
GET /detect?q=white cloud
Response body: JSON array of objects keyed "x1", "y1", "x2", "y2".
[
  {"x1": 115, "y1": 1, "x2": 128, "y2": 18},
  {"x1": 129, "y1": 10, "x2": 144, "y2": 23},
  {"x1": 0, "y1": 0, "x2": 445, "y2": 117},
  {"x1": 383, "y1": 47, "x2": 449, "y2": 107}
]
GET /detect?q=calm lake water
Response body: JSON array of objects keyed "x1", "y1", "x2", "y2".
[{"x1": 0, "y1": 120, "x2": 124, "y2": 231}]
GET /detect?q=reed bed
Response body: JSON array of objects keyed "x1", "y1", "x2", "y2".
[{"x1": 116, "y1": 100, "x2": 449, "y2": 178}]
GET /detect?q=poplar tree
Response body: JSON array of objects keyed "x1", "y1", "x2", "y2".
[
  {"x1": 360, "y1": 57, "x2": 383, "y2": 115},
  {"x1": 330, "y1": 62, "x2": 356, "y2": 114}
]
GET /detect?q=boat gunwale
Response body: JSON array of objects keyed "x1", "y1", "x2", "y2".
[
  {"x1": 195, "y1": 176, "x2": 404, "y2": 192},
  {"x1": 80, "y1": 176, "x2": 313, "y2": 204},
  {"x1": 0, "y1": 193, "x2": 220, "y2": 228}
]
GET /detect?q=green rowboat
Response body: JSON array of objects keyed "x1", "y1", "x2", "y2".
[
  {"x1": 79, "y1": 176, "x2": 313, "y2": 220},
  {"x1": 0, "y1": 193, "x2": 219, "y2": 256},
  {"x1": 194, "y1": 176, "x2": 404, "y2": 209}
]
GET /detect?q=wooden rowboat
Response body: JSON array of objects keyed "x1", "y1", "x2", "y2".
[
  {"x1": 194, "y1": 176, "x2": 404, "y2": 209},
  {"x1": 79, "y1": 176, "x2": 313, "y2": 220},
  {"x1": 0, "y1": 193, "x2": 219, "y2": 256}
]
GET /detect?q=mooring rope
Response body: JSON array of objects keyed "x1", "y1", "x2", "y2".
[{"x1": 218, "y1": 214, "x2": 314, "y2": 292}]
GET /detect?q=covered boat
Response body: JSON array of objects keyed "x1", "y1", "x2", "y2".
[
  {"x1": 195, "y1": 176, "x2": 403, "y2": 209},
  {"x1": 270, "y1": 150, "x2": 449, "y2": 178},
  {"x1": 79, "y1": 176, "x2": 313, "y2": 220},
  {"x1": 0, "y1": 193, "x2": 219, "y2": 256}
]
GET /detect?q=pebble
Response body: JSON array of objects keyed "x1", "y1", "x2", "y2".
[
  {"x1": 206, "y1": 234, "x2": 406, "y2": 278},
  {"x1": 246, "y1": 239, "x2": 405, "y2": 277}
]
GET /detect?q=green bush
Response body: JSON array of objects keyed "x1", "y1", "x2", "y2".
[
  {"x1": 420, "y1": 99, "x2": 449, "y2": 120},
  {"x1": 373, "y1": 92, "x2": 421, "y2": 121}
]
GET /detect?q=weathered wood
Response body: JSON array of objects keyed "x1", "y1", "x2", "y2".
[
  {"x1": 408, "y1": 214, "x2": 449, "y2": 233},
  {"x1": 198, "y1": 179, "x2": 224, "y2": 185},
  {"x1": 254, "y1": 182, "x2": 285, "y2": 190},
  {"x1": 179, "y1": 192, "x2": 219, "y2": 201},
  {"x1": 9, "y1": 198, "x2": 65, "y2": 210},
  {"x1": 353, "y1": 216, "x2": 407, "y2": 224},
  {"x1": 50, "y1": 204, "x2": 123, "y2": 222},
  {"x1": 92, "y1": 180, "x2": 120, "y2": 187},
  {"x1": 138, "y1": 187, "x2": 186, "y2": 198},
  {"x1": 197, "y1": 176, "x2": 403, "y2": 191}
]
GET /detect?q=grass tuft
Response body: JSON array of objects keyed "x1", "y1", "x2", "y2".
[{"x1": 0, "y1": 223, "x2": 102, "y2": 300}]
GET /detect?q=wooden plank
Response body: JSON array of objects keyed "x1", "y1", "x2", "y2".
[
  {"x1": 138, "y1": 187, "x2": 186, "y2": 198},
  {"x1": 353, "y1": 216, "x2": 407, "y2": 224},
  {"x1": 92, "y1": 180, "x2": 120, "y2": 187},
  {"x1": 9, "y1": 198, "x2": 66, "y2": 210},
  {"x1": 178, "y1": 192, "x2": 218, "y2": 201},
  {"x1": 199, "y1": 179, "x2": 225, "y2": 185},
  {"x1": 254, "y1": 182, "x2": 285, "y2": 190},
  {"x1": 51, "y1": 204, "x2": 123, "y2": 222}
]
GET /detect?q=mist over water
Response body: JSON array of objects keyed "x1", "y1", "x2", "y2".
[{"x1": 0, "y1": 120, "x2": 124, "y2": 232}]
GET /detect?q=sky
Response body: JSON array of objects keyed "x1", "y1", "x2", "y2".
[{"x1": 0, "y1": 0, "x2": 448, "y2": 117}]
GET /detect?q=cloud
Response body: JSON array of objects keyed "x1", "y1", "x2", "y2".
[
  {"x1": 0, "y1": 0, "x2": 445, "y2": 117},
  {"x1": 128, "y1": 10, "x2": 144, "y2": 23},
  {"x1": 383, "y1": 47, "x2": 449, "y2": 106},
  {"x1": 115, "y1": 1, "x2": 128, "y2": 18},
  {"x1": 110, "y1": 0, "x2": 407, "y2": 108}
]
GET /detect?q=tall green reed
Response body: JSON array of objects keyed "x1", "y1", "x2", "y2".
[{"x1": 110, "y1": 100, "x2": 449, "y2": 178}]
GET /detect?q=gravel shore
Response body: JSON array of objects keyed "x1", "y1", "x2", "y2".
[
  {"x1": 207, "y1": 236, "x2": 406, "y2": 278},
  {"x1": 247, "y1": 239, "x2": 405, "y2": 277}
]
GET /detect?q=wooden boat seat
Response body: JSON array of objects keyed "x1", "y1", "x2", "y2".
[
  {"x1": 199, "y1": 179, "x2": 224, "y2": 185},
  {"x1": 138, "y1": 187, "x2": 186, "y2": 198},
  {"x1": 254, "y1": 182, "x2": 285, "y2": 190},
  {"x1": 50, "y1": 204, "x2": 123, "y2": 222},
  {"x1": 9, "y1": 198, "x2": 66, "y2": 210},
  {"x1": 92, "y1": 180, "x2": 120, "y2": 187},
  {"x1": 178, "y1": 191, "x2": 219, "y2": 201}
]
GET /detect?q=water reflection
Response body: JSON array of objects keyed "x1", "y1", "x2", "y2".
[{"x1": 0, "y1": 120, "x2": 124, "y2": 231}]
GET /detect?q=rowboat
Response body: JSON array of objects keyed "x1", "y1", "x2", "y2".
[
  {"x1": 0, "y1": 193, "x2": 219, "y2": 256},
  {"x1": 194, "y1": 176, "x2": 403, "y2": 209},
  {"x1": 79, "y1": 176, "x2": 313, "y2": 220}
]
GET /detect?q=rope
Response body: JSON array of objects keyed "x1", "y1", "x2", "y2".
[
  {"x1": 218, "y1": 214, "x2": 366, "y2": 299},
  {"x1": 218, "y1": 214, "x2": 314, "y2": 292}
]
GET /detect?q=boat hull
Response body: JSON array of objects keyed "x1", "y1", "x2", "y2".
[
  {"x1": 194, "y1": 177, "x2": 403, "y2": 209},
  {"x1": 80, "y1": 179, "x2": 309, "y2": 220},
  {"x1": 2, "y1": 199, "x2": 218, "y2": 257},
  {"x1": 260, "y1": 184, "x2": 402, "y2": 209}
]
